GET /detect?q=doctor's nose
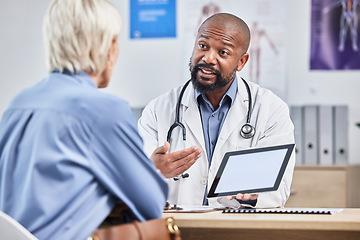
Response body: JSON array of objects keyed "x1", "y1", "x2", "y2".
[{"x1": 202, "y1": 50, "x2": 217, "y2": 65}]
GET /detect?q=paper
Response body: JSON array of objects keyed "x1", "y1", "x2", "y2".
[{"x1": 164, "y1": 205, "x2": 226, "y2": 213}]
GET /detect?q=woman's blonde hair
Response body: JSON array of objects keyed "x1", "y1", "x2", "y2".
[{"x1": 43, "y1": 0, "x2": 121, "y2": 74}]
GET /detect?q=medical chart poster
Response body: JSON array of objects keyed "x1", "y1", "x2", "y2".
[
  {"x1": 310, "y1": 0, "x2": 360, "y2": 70},
  {"x1": 182, "y1": 0, "x2": 288, "y2": 101},
  {"x1": 130, "y1": 0, "x2": 176, "y2": 39}
]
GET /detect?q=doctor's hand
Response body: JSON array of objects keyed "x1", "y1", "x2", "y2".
[
  {"x1": 150, "y1": 141, "x2": 202, "y2": 178},
  {"x1": 226, "y1": 193, "x2": 259, "y2": 201}
]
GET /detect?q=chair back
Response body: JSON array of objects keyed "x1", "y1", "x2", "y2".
[{"x1": 0, "y1": 211, "x2": 38, "y2": 240}]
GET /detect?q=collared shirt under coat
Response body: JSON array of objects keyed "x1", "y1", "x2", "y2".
[{"x1": 195, "y1": 77, "x2": 237, "y2": 164}]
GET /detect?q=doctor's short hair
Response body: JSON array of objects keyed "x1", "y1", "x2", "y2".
[{"x1": 42, "y1": 0, "x2": 121, "y2": 74}]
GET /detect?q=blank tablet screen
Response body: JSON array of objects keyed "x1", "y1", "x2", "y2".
[{"x1": 207, "y1": 144, "x2": 294, "y2": 198}]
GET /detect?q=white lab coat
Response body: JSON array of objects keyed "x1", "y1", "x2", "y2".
[{"x1": 138, "y1": 78, "x2": 295, "y2": 208}]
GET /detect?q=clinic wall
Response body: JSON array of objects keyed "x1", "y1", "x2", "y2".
[
  {"x1": 0, "y1": 1, "x2": 48, "y2": 116},
  {"x1": 0, "y1": 0, "x2": 359, "y2": 164},
  {"x1": 285, "y1": 1, "x2": 360, "y2": 165}
]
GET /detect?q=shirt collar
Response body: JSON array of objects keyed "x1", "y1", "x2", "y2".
[
  {"x1": 52, "y1": 70, "x2": 97, "y2": 88},
  {"x1": 195, "y1": 76, "x2": 238, "y2": 108}
]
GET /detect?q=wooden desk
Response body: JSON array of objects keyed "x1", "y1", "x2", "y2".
[{"x1": 163, "y1": 208, "x2": 360, "y2": 240}]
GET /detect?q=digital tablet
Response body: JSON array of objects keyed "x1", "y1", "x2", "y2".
[{"x1": 207, "y1": 144, "x2": 295, "y2": 198}]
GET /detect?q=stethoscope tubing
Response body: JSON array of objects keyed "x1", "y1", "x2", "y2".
[
  {"x1": 167, "y1": 77, "x2": 255, "y2": 181},
  {"x1": 166, "y1": 80, "x2": 191, "y2": 142},
  {"x1": 167, "y1": 77, "x2": 254, "y2": 142}
]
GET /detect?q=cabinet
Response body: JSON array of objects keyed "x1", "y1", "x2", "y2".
[{"x1": 285, "y1": 165, "x2": 360, "y2": 208}]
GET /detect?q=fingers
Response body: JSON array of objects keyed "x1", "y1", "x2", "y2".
[
  {"x1": 235, "y1": 193, "x2": 259, "y2": 201},
  {"x1": 226, "y1": 193, "x2": 259, "y2": 202},
  {"x1": 163, "y1": 141, "x2": 170, "y2": 153},
  {"x1": 226, "y1": 195, "x2": 235, "y2": 201},
  {"x1": 153, "y1": 141, "x2": 170, "y2": 154},
  {"x1": 150, "y1": 142, "x2": 202, "y2": 178},
  {"x1": 168, "y1": 146, "x2": 202, "y2": 177},
  {"x1": 169, "y1": 145, "x2": 202, "y2": 162}
]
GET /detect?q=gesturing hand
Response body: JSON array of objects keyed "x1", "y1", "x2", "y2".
[{"x1": 150, "y1": 141, "x2": 202, "y2": 178}]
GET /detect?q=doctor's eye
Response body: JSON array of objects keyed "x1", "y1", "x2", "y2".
[
  {"x1": 219, "y1": 50, "x2": 230, "y2": 56},
  {"x1": 198, "y1": 43, "x2": 207, "y2": 49}
]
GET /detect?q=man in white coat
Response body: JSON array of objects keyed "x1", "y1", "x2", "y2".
[{"x1": 138, "y1": 13, "x2": 295, "y2": 208}]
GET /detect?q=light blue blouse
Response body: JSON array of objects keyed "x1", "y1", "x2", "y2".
[{"x1": 0, "y1": 72, "x2": 168, "y2": 240}]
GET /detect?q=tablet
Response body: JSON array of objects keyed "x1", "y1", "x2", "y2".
[{"x1": 207, "y1": 144, "x2": 295, "y2": 198}]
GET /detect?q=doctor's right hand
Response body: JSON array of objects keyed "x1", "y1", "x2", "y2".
[{"x1": 150, "y1": 141, "x2": 202, "y2": 178}]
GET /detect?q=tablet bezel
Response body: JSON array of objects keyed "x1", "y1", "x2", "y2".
[{"x1": 207, "y1": 143, "x2": 295, "y2": 198}]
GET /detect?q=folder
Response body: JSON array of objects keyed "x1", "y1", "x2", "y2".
[
  {"x1": 303, "y1": 105, "x2": 318, "y2": 165},
  {"x1": 333, "y1": 105, "x2": 348, "y2": 165},
  {"x1": 290, "y1": 106, "x2": 303, "y2": 165},
  {"x1": 318, "y1": 105, "x2": 334, "y2": 165}
]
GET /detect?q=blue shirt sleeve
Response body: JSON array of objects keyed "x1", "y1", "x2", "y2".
[{"x1": 89, "y1": 98, "x2": 169, "y2": 221}]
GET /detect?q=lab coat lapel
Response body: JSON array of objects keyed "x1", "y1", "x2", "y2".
[
  {"x1": 215, "y1": 78, "x2": 249, "y2": 151},
  {"x1": 182, "y1": 83, "x2": 206, "y2": 152}
]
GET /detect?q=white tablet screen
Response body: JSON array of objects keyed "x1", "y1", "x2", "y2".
[{"x1": 207, "y1": 144, "x2": 294, "y2": 198}]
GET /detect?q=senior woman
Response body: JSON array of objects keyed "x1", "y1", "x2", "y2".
[{"x1": 0, "y1": 0, "x2": 168, "y2": 239}]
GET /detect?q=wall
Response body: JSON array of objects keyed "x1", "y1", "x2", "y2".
[
  {"x1": 285, "y1": 1, "x2": 360, "y2": 164},
  {"x1": 0, "y1": 0, "x2": 359, "y2": 163},
  {"x1": 0, "y1": 1, "x2": 48, "y2": 114}
]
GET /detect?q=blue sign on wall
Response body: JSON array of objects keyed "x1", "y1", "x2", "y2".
[{"x1": 130, "y1": 0, "x2": 176, "y2": 39}]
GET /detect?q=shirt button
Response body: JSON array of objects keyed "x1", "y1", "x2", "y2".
[
  {"x1": 200, "y1": 178, "x2": 207, "y2": 185},
  {"x1": 211, "y1": 113, "x2": 216, "y2": 117}
]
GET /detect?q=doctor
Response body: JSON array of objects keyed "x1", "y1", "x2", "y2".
[{"x1": 138, "y1": 13, "x2": 295, "y2": 208}]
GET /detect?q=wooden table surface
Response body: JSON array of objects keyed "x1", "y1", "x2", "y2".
[{"x1": 163, "y1": 208, "x2": 360, "y2": 240}]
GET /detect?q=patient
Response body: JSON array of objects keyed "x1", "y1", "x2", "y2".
[{"x1": 0, "y1": 0, "x2": 168, "y2": 239}]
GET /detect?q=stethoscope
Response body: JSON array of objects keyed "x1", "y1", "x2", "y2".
[{"x1": 168, "y1": 77, "x2": 255, "y2": 181}]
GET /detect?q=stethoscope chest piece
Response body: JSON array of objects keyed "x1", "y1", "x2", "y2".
[{"x1": 240, "y1": 123, "x2": 255, "y2": 139}]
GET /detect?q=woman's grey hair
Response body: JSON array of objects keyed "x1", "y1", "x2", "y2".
[{"x1": 43, "y1": 0, "x2": 121, "y2": 73}]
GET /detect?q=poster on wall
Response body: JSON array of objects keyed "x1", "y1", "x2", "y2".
[
  {"x1": 182, "y1": 0, "x2": 288, "y2": 101},
  {"x1": 130, "y1": 0, "x2": 176, "y2": 39},
  {"x1": 311, "y1": 0, "x2": 360, "y2": 70}
]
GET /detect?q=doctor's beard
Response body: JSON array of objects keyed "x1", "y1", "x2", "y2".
[{"x1": 189, "y1": 61, "x2": 237, "y2": 94}]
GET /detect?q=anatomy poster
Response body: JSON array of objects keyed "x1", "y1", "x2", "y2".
[
  {"x1": 183, "y1": 0, "x2": 288, "y2": 100},
  {"x1": 311, "y1": 0, "x2": 360, "y2": 70}
]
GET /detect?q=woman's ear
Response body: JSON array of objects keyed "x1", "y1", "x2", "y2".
[
  {"x1": 106, "y1": 36, "x2": 119, "y2": 69},
  {"x1": 236, "y1": 53, "x2": 249, "y2": 72}
]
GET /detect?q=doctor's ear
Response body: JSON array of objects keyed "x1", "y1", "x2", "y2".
[{"x1": 236, "y1": 53, "x2": 249, "y2": 72}]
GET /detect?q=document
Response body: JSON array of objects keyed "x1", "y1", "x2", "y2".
[{"x1": 164, "y1": 205, "x2": 226, "y2": 213}]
